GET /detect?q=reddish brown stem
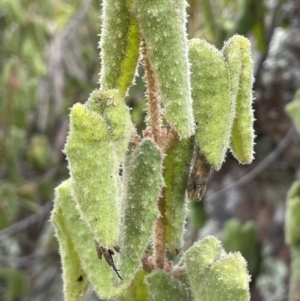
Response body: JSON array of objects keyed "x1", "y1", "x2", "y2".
[
  {"x1": 141, "y1": 39, "x2": 166, "y2": 268},
  {"x1": 153, "y1": 192, "x2": 166, "y2": 268},
  {"x1": 141, "y1": 39, "x2": 163, "y2": 147}
]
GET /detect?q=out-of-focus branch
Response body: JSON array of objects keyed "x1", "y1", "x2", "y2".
[
  {"x1": 0, "y1": 202, "x2": 52, "y2": 241},
  {"x1": 0, "y1": 252, "x2": 56, "y2": 267},
  {"x1": 206, "y1": 127, "x2": 296, "y2": 203},
  {"x1": 254, "y1": 1, "x2": 282, "y2": 89}
]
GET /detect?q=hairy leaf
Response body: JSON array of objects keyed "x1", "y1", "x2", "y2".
[
  {"x1": 224, "y1": 36, "x2": 255, "y2": 164},
  {"x1": 285, "y1": 181, "x2": 300, "y2": 246},
  {"x1": 99, "y1": 0, "x2": 140, "y2": 96},
  {"x1": 131, "y1": 0, "x2": 195, "y2": 138},
  {"x1": 145, "y1": 270, "x2": 192, "y2": 301},
  {"x1": 65, "y1": 103, "x2": 120, "y2": 248},
  {"x1": 164, "y1": 136, "x2": 194, "y2": 254},
  {"x1": 189, "y1": 38, "x2": 233, "y2": 170},
  {"x1": 51, "y1": 203, "x2": 89, "y2": 301},
  {"x1": 54, "y1": 181, "x2": 123, "y2": 299},
  {"x1": 114, "y1": 138, "x2": 164, "y2": 285},
  {"x1": 184, "y1": 236, "x2": 250, "y2": 301}
]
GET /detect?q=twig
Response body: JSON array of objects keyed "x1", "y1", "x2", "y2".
[
  {"x1": 141, "y1": 39, "x2": 166, "y2": 268},
  {"x1": 141, "y1": 39, "x2": 163, "y2": 146},
  {"x1": 19, "y1": 163, "x2": 64, "y2": 187},
  {"x1": 0, "y1": 202, "x2": 52, "y2": 241},
  {"x1": 0, "y1": 252, "x2": 56, "y2": 268},
  {"x1": 23, "y1": 266, "x2": 59, "y2": 301},
  {"x1": 254, "y1": 1, "x2": 281, "y2": 89},
  {"x1": 206, "y1": 127, "x2": 295, "y2": 203},
  {"x1": 154, "y1": 192, "x2": 166, "y2": 269}
]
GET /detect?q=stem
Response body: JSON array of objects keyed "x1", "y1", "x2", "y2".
[
  {"x1": 141, "y1": 39, "x2": 162, "y2": 146},
  {"x1": 141, "y1": 38, "x2": 166, "y2": 268}
]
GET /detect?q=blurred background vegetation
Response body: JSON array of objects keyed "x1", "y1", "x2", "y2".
[{"x1": 0, "y1": 0, "x2": 300, "y2": 300}]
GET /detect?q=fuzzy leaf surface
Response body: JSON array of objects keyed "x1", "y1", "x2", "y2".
[{"x1": 131, "y1": 0, "x2": 195, "y2": 138}]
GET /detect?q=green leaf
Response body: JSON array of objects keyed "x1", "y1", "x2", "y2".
[
  {"x1": 86, "y1": 89, "x2": 134, "y2": 158},
  {"x1": 289, "y1": 247, "x2": 300, "y2": 301},
  {"x1": 51, "y1": 203, "x2": 89, "y2": 301},
  {"x1": 100, "y1": 0, "x2": 140, "y2": 96},
  {"x1": 115, "y1": 138, "x2": 164, "y2": 285},
  {"x1": 222, "y1": 35, "x2": 243, "y2": 119},
  {"x1": 189, "y1": 38, "x2": 233, "y2": 170},
  {"x1": 184, "y1": 236, "x2": 250, "y2": 301},
  {"x1": 223, "y1": 36, "x2": 255, "y2": 164},
  {"x1": 164, "y1": 136, "x2": 194, "y2": 254},
  {"x1": 65, "y1": 103, "x2": 120, "y2": 248},
  {"x1": 65, "y1": 91, "x2": 133, "y2": 249},
  {"x1": 145, "y1": 270, "x2": 193, "y2": 301},
  {"x1": 116, "y1": 270, "x2": 148, "y2": 301},
  {"x1": 285, "y1": 90, "x2": 300, "y2": 135},
  {"x1": 54, "y1": 181, "x2": 122, "y2": 299},
  {"x1": 286, "y1": 180, "x2": 300, "y2": 200},
  {"x1": 184, "y1": 236, "x2": 225, "y2": 297},
  {"x1": 202, "y1": 253, "x2": 250, "y2": 301},
  {"x1": 285, "y1": 181, "x2": 300, "y2": 246},
  {"x1": 131, "y1": 0, "x2": 195, "y2": 138}
]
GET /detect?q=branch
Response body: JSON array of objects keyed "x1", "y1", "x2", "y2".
[
  {"x1": 206, "y1": 127, "x2": 296, "y2": 203},
  {"x1": 141, "y1": 39, "x2": 163, "y2": 146},
  {"x1": 141, "y1": 39, "x2": 166, "y2": 268},
  {"x1": 254, "y1": 1, "x2": 282, "y2": 90},
  {"x1": 0, "y1": 202, "x2": 52, "y2": 241},
  {"x1": 0, "y1": 252, "x2": 55, "y2": 268}
]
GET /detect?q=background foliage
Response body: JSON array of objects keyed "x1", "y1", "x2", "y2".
[{"x1": 0, "y1": 0, "x2": 300, "y2": 300}]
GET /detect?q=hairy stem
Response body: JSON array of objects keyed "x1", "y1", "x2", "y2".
[
  {"x1": 142, "y1": 38, "x2": 166, "y2": 268},
  {"x1": 142, "y1": 39, "x2": 162, "y2": 146}
]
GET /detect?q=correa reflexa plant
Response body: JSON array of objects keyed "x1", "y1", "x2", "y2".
[{"x1": 51, "y1": 1, "x2": 255, "y2": 300}]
